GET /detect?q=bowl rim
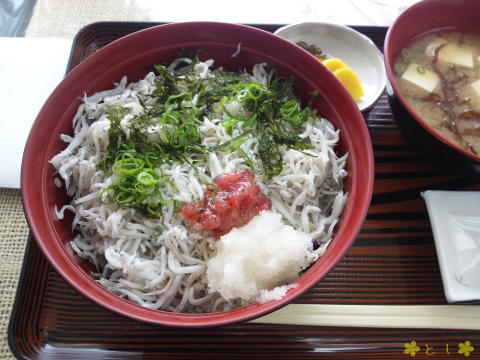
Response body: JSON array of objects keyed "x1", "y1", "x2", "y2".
[
  {"x1": 384, "y1": 0, "x2": 480, "y2": 163},
  {"x1": 274, "y1": 21, "x2": 387, "y2": 112},
  {"x1": 274, "y1": 21, "x2": 376, "y2": 44},
  {"x1": 21, "y1": 21, "x2": 374, "y2": 327}
]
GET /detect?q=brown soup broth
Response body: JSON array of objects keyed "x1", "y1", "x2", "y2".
[{"x1": 394, "y1": 32, "x2": 480, "y2": 155}]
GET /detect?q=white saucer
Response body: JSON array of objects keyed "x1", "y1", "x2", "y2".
[
  {"x1": 422, "y1": 190, "x2": 480, "y2": 303},
  {"x1": 274, "y1": 22, "x2": 386, "y2": 112}
]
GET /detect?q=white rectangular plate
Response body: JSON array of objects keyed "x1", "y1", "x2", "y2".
[{"x1": 422, "y1": 190, "x2": 480, "y2": 303}]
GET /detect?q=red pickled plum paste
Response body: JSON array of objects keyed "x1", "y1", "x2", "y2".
[{"x1": 181, "y1": 169, "x2": 271, "y2": 236}]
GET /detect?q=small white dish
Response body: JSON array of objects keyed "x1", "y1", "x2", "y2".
[
  {"x1": 274, "y1": 22, "x2": 386, "y2": 112},
  {"x1": 422, "y1": 190, "x2": 480, "y2": 303}
]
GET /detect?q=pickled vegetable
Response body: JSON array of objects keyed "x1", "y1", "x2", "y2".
[{"x1": 333, "y1": 67, "x2": 365, "y2": 101}]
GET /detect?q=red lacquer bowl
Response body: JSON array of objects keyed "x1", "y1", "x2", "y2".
[
  {"x1": 22, "y1": 22, "x2": 374, "y2": 327},
  {"x1": 384, "y1": 0, "x2": 480, "y2": 176}
]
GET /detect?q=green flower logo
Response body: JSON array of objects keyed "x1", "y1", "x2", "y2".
[
  {"x1": 458, "y1": 341, "x2": 475, "y2": 357},
  {"x1": 404, "y1": 341, "x2": 420, "y2": 357}
]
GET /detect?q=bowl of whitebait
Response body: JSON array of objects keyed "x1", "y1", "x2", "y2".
[{"x1": 22, "y1": 21, "x2": 374, "y2": 327}]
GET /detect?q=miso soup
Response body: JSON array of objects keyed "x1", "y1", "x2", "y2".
[{"x1": 394, "y1": 32, "x2": 480, "y2": 155}]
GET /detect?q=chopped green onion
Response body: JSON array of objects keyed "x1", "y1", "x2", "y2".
[
  {"x1": 99, "y1": 56, "x2": 319, "y2": 213},
  {"x1": 416, "y1": 66, "x2": 426, "y2": 75},
  {"x1": 280, "y1": 100, "x2": 300, "y2": 117},
  {"x1": 401, "y1": 48, "x2": 412, "y2": 62},
  {"x1": 394, "y1": 62, "x2": 407, "y2": 76},
  {"x1": 137, "y1": 170, "x2": 159, "y2": 186}
]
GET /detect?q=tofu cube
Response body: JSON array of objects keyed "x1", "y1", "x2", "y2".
[
  {"x1": 438, "y1": 44, "x2": 474, "y2": 68},
  {"x1": 401, "y1": 63, "x2": 440, "y2": 93},
  {"x1": 471, "y1": 79, "x2": 480, "y2": 98}
]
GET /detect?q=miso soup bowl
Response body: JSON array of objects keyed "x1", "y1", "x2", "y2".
[
  {"x1": 22, "y1": 22, "x2": 374, "y2": 327},
  {"x1": 384, "y1": 0, "x2": 480, "y2": 177}
]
